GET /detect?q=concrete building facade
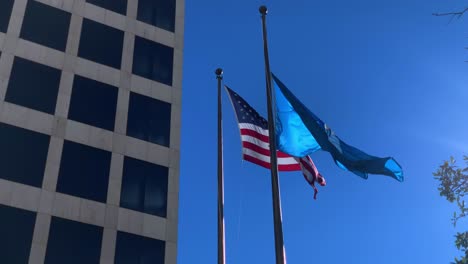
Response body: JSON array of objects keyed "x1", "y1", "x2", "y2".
[{"x1": 0, "y1": 0, "x2": 183, "y2": 263}]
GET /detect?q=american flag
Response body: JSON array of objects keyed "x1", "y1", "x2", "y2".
[{"x1": 225, "y1": 86, "x2": 326, "y2": 199}]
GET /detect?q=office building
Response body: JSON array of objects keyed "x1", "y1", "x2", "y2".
[{"x1": 0, "y1": 0, "x2": 183, "y2": 263}]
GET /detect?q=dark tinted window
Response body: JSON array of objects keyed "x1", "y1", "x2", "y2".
[
  {"x1": 86, "y1": 0, "x2": 127, "y2": 15},
  {"x1": 45, "y1": 217, "x2": 103, "y2": 264},
  {"x1": 0, "y1": 205, "x2": 36, "y2": 263},
  {"x1": 0, "y1": 0, "x2": 14, "y2": 33},
  {"x1": 68, "y1": 75, "x2": 118, "y2": 131},
  {"x1": 120, "y1": 157, "x2": 168, "y2": 217},
  {"x1": 78, "y1": 19, "x2": 124, "y2": 68},
  {"x1": 133, "y1": 36, "x2": 173, "y2": 86},
  {"x1": 115, "y1": 231, "x2": 165, "y2": 264},
  {"x1": 127, "y1": 92, "x2": 171, "y2": 147},
  {"x1": 137, "y1": 0, "x2": 175, "y2": 32},
  {"x1": 0, "y1": 122, "x2": 50, "y2": 187},
  {"x1": 57, "y1": 141, "x2": 111, "y2": 203},
  {"x1": 20, "y1": 1, "x2": 71, "y2": 51},
  {"x1": 5, "y1": 57, "x2": 61, "y2": 114}
]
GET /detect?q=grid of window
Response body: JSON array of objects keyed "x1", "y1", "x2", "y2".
[
  {"x1": 78, "y1": 18, "x2": 124, "y2": 69},
  {"x1": 0, "y1": 122, "x2": 50, "y2": 187},
  {"x1": 57, "y1": 141, "x2": 111, "y2": 203},
  {"x1": 120, "y1": 156, "x2": 168, "y2": 217},
  {"x1": 0, "y1": 205, "x2": 36, "y2": 264},
  {"x1": 0, "y1": 0, "x2": 181, "y2": 262},
  {"x1": 127, "y1": 92, "x2": 172, "y2": 147},
  {"x1": 68, "y1": 75, "x2": 118, "y2": 131},
  {"x1": 45, "y1": 217, "x2": 103, "y2": 264},
  {"x1": 0, "y1": 0, "x2": 14, "y2": 33},
  {"x1": 137, "y1": 0, "x2": 176, "y2": 32},
  {"x1": 115, "y1": 231, "x2": 165, "y2": 264},
  {"x1": 86, "y1": 0, "x2": 128, "y2": 15},
  {"x1": 5, "y1": 57, "x2": 61, "y2": 114},
  {"x1": 20, "y1": 0, "x2": 71, "y2": 51},
  {"x1": 133, "y1": 36, "x2": 174, "y2": 86}
]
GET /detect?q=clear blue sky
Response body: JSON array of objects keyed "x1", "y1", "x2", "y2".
[{"x1": 179, "y1": 0, "x2": 468, "y2": 263}]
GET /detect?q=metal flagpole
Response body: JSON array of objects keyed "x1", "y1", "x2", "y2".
[
  {"x1": 259, "y1": 6, "x2": 286, "y2": 264},
  {"x1": 216, "y1": 68, "x2": 226, "y2": 264}
]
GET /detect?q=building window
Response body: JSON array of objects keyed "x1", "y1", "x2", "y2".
[
  {"x1": 5, "y1": 57, "x2": 61, "y2": 114},
  {"x1": 68, "y1": 75, "x2": 118, "y2": 131},
  {"x1": 0, "y1": 205, "x2": 36, "y2": 264},
  {"x1": 45, "y1": 217, "x2": 103, "y2": 264},
  {"x1": 120, "y1": 157, "x2": 168, "y2": 217},
  {"x1": 137, "y1": 0, "x2": 175, "y2": 32},
  {"x1": 0, "y1": 123, "x2": 49, "y2": 187},
  {"x1": 133, "y1": 36, "x2": 174, "y2": 86},
  {"x1": 115, "y1": 231, "x2": 165, "y2": 264},
  {"x1": 57, "y1": 141, "x2": 111, "y2": 203},
  {"x1": 127, "y1": 92, "x2": 171, "y2": 147},
  {"x1": 0, "y1": 0, "x2": 14, "y2": 33},
  {"x1": 86, "y1": 0, "x2": 127, "y2": 15},
  {"x1": 20, "y1": 0, "x2": 71, "y2": 51},
  {"x1": 78, "y1": 19, "x2": 124, "y2": 69}
]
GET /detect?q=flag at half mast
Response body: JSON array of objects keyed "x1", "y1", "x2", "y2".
[{"x1": 225, "y1": 86, "x2": 325, "y2": 199}]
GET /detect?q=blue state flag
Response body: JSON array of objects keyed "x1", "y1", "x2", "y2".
[{"x1": 272, "y1": 73, "x2": 403, "y2": 182}]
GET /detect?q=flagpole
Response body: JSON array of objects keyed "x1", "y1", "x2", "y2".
[
  {"x1": 259, "y1": 6, "x2": 286, "y2": 264},
  {"x1": 216, "y1": 68, "x2": 226, "y2": 264}
]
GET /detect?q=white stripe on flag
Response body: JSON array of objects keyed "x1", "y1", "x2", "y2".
[
  {"x1": 241, "y1": 135, "x2": 270, "y2": 150},
  {"x1": 243, "y1": 148, "x2": 299, "y2": 165},
  {"x1": 239, "y1": 123, "x2": 269, "y2": 136}
]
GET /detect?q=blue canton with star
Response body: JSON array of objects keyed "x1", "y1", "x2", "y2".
[{"x1": 225, "y1": 86, "x2": 268, "y2": 129}]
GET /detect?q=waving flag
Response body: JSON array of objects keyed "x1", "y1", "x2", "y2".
[
  {"x1": 272, "y1": 73, "x2": 403, "y2": 182},
  {"x1": 225, "y1": 86, "x2": 325, "y2": 198}
]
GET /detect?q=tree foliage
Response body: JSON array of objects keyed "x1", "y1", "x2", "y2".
[
  {"x1": 432, "y1": 7, "x2": 468, "y2": 263},
  {"x1": 434, "y1": 156, "x2": 468, "y2": 264}
]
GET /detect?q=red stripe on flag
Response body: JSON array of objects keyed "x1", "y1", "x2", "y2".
[
  {"x1": 279, "y1": 163, "x2": 302, "y2": 171},
  {"x1": 299, "y1": 157, "x2": 316, "y2": 175},
  {"x1": 242, "y1": 141, "x2": 292, "y2": 158},
  {"x1": 243, "y1": 154, "x2": 301, "y2": 171},
  {"x1": 240, "y1": 129, "x2": 269, "y2": 143}
]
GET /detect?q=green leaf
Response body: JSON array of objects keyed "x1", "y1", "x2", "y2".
[{"x1": 433, "y1": 156, "x2": 468, "y2": 262}]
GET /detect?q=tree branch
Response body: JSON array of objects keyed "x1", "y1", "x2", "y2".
[
  {"x1": 433, "y1": 7, "x2": 468, "y2": 19},
  {"x1": 451, "y1": 178, "x2": 468, "y2": 194}
]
